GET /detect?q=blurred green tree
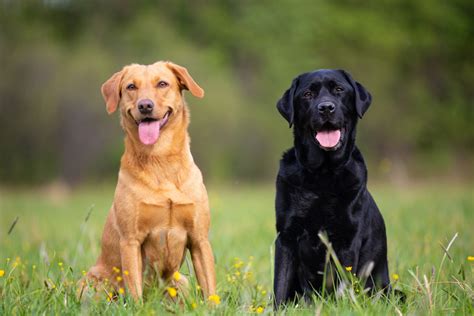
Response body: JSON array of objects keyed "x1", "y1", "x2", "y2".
[{"x1": 0, "y1": 0, "x2": 472, "y2": 185}]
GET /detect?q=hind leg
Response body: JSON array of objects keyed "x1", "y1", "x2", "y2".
[
  {"x1": 78, "y1": 264, "x2": 120, "y2": 301},
  {"x1": 78, "y1": 210, "x2": 124, "y2": 300},
  {"x1": 375, "y1": 259, "x2": 391, "y2": 293},
  {"x1": 364, "y1": 259, "x2": 390, "y2": 294}
]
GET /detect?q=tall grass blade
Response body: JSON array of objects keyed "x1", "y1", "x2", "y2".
[{"x1": 7, "y1": 216, "x2": 19, "y2": 235}]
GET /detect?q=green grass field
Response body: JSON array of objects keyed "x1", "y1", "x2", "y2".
[{"x1": 1, "y1": 182, "x2": 473, "y2": 315}]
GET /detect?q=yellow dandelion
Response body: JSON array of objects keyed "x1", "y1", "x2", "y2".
[
  {"x1": 392, "y1": 273, "x2": 399, "y2": 281},
  {"x1": 208, "y1": 294, "x2": 221, "y2": 305},
  {"x1": 191, "y1": 302, "x2": 197, "y2": 309},
  {"x1": 345, "y1": 266, "x2": 352, "y2": 272},
  {"x1": 112, "y1": 266, "x2": 120, "y2": 273},
  {"x1": 467, "y1": 256, "x2": 474, "y2": 262},
  {"x1": 116, "y1": 276, "x2": 123, "y2": 282},
  {"x1": 256, "y1": 306, "x2": 264, "y2": 314},
  {"x1": 118, "y1": 287, "x2": 125, "y2": 294},
  {"x1": 0, "y1": 269, "x2": 5, "y2": 277},
  {"x1": 196, "y1": 285, "x2": 201, "y2": 290},
  {"x1": 172, "y1": 271, "x2": 181, "y2": 281},
  {"x1": 123, "y1": 270, "x2": 129, "y2": 276},
  {"x1": 58, "y1": 262, "x2": 63, "y2": 267},
  {"x1": 261, "y1": 290, "x2": 267, "y2": 296},
  {"x1": 235, "y1": 271, "x2": 241, "y2": 276},
  {"x1": 167, "y1": 287, "x2": 177, "y2": 298}
]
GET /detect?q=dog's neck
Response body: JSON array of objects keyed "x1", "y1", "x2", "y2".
[
  {"x1": 291, "y1": 140, "x2": 367, "y2": 192},
  {"x1": 120, "y1": 107, "x2": 194, "y2": 184}
]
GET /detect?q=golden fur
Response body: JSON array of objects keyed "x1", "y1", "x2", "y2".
[{"x1": 81, "y1": 61, "x2": 216, "y2": 301}]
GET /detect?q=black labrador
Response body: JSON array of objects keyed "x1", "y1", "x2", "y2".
[{"x1": 274, "y1": 69, "x2": 390, "y2": 306}]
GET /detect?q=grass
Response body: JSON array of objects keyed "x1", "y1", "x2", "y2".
[{"x1": 0, "y1": 182, "x2": 473, "y2": 314}]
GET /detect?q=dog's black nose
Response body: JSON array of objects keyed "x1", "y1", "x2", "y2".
[
  {"x1": 138, "y1": 99, "x2": 154, "y2": 114},
  {"x1": 318, "y1": 102, "x2": 336, "y2": 114}
]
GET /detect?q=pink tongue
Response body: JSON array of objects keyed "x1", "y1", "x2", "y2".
[
  {"x1": 316, "y1": 130, "x2": 341, "y2": 148},
  {"x1": 138, "y1": 121, "x2": 161, "y2": 145}
]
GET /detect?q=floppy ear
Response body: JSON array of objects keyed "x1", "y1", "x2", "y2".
[
  {"x1": 166, "y1": 62, "x2": 205, "y2": 98},
  {"x1": 340, "y1": 70, "x2": 372, "y2": 118},
  {"x1": 276, "y1": 77, "x2": 299, "y2": 128},
  {"x1": 101, "y1": 70, "x2": 124, "y2": 114}
]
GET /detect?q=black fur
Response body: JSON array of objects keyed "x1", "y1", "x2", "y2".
[{"x1": 274, "y1": 69, "x2": 390, "y2": 306}]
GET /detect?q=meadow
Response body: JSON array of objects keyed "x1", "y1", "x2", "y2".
[{"x1": 0, "y1": 182, "x2": 473, "y2": 315}]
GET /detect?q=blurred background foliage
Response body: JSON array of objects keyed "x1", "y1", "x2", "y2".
[{"x1": 0, "y1": 0, "x2": 472, "y2": 186}]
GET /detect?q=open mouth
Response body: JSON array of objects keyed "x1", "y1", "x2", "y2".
[
  {"x1": 136, "y1": 110, "x2": 172, "y2": 145},
  {"x1": 314, "y1": 124, "x2": 345, "y2": 151}
]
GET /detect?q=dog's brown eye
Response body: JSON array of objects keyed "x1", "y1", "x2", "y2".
[
  {"x1": 126, "y1": 83, "x2": 137, "y2": 90},
  {"x1": 157, "y1": 81, "x2": 169, "y2": 88},
  {"x1": 303, "y1": 91, "x2": 313, "y2": 98},
  {"x1": 335, "y1": 86, "x2": 344, "y2": 92}
]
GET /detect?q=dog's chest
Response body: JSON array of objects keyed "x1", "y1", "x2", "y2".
[
  {"x1": 284, "y1": 184, "x2": 359, "y2": 244},
  {"x1": 290, "y1": 190, "x2": 340, "y2": 228},
  {"x1": 137, "y1": 192, "x2": 198, "y2": 233},
  {"x1": 121, "y1": 171, "x2": 203, "y2": 228}
]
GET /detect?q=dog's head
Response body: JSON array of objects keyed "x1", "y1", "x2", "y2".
[
  {"x1": 277, "y1": 69, "x2": 371, "y2": 167},
  {"x1": 101, "y1": 61, "x2": 204, "y2": 145}
]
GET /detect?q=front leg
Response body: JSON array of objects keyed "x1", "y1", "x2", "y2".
[
  {"x1": 120, "y1": 239, "x2": 143, "y2": 300},
  {"x1": 274, "y1": 235, "x2": 300, "y2": 307},
  {"x1": 189, "y1": 237, "x2": 216, "y2": 298}
]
